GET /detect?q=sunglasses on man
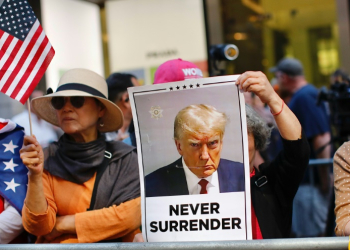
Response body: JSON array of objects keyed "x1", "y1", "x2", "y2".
[{"x1": 51, "y1": 96, "x2": 85, "y2": 110}]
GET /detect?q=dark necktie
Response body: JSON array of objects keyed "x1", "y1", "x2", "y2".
[{"x1": 198, "y1": 179, "x2": 209, "y2": 194}]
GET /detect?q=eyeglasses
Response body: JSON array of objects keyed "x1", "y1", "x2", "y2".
[{"x1": 51, "y1": 96, "x2": 85, "y2": 110}]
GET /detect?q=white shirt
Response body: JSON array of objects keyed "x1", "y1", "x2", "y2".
[
  {"x1": 0, "y1": 199, "x2": 23, "y2": 244},
  {"x1": 12, "y1": 110, "x2": 58, "y2": 148},
  {"x1": 182, "y1": 158, "x2": 220, "y2": 195}
]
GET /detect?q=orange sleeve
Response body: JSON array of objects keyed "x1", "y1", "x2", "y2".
[
  {"x1": 22, "y1": 170, "x2": 58, "y2": 236},
  {"x1": 75, "y1": 197, "x2": 141, "y2": 243}
]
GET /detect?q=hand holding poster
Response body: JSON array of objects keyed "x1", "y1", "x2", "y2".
[{"x1": 128, "y1": 75, "x2": 252, "y2": 242}]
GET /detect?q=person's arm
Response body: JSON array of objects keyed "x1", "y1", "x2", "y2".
[
  {"x1": 21, "y1": 136, "x2": 58, "y2": 236},
  {"x1": 313, "y1": 132, "x2": 332, "y2": 194},
  {"x1": 20, "y1": 135, "x2": 47, "y2": 214},
  {"x1": 0, "y1": 200, "x2": 23, "y2": 244},
  {"x1": 334, "y1": 142, "x2": 350, "y2": 235},
  {"x1": 74, "y1": 197, "x2": 141, "y2": 243},
  {"x1": 22, "y1": 169, "x2": 58, "y2": 236},
  {"x1": 236, "y1": 71, "x2": 301, "y2": 140}
]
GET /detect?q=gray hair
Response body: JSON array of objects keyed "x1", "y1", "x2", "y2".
[{"x1": 245, "y1": 104, "x2": 272, "y2": 151}]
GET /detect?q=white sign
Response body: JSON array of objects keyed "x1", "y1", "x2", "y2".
[{"x1": 129, "y1": 75, "x2": 252, "y2": 242}]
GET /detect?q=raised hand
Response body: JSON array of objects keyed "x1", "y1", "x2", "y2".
[
  {"x1": 236, "y1": 71, "x2": 280, "y2": 106},
  {"x1": 20, "y1": 135, "x2": 44, "y2": 176}
]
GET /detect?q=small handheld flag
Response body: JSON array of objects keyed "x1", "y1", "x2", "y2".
[{"x1": 0, "y1": 0, "x2": 55, "y2": 104}]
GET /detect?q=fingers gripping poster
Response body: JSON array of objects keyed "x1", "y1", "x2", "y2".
[{"x1": 128, "y1": 75, "x2": 252, "y2": 242}]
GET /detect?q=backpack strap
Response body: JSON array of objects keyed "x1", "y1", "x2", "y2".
[{"x1": 87, "y1": 142, "x2": 113, "y2": 211}]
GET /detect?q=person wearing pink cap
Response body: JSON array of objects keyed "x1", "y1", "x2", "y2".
[{"x1": 153, "y1": 58, "x2": 203, "y2": 84}]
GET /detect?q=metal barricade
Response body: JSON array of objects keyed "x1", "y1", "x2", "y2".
[{"x1": 0, "y1": 237, "x2": 348, "y2": 250}]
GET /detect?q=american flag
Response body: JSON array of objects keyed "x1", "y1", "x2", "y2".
[
  {"x1": 0, "y1": 119, "x2": 27, "y2": 214},
  {"x1": 0, "y1": 0, "x2": 54, "y2": 104}
]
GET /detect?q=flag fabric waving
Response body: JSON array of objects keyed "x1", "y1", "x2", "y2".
[
  {"x1": 0, "y1": 0, "x2": 55, "y2": 104},
  {"x1": 0, "y1": 118, "x2": 27, "y2": 214}
]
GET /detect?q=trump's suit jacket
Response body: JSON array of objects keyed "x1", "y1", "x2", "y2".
[{"x1": 145, "y1": 158, "x2": 245, "y2": 197}]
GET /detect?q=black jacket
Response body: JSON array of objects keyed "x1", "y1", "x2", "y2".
[{"x1": 251, "y1": 131, "x2": 310, "y2": 238}]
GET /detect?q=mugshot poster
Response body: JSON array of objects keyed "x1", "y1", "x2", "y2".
[{"x1": 128, "y1": 75, "x2": 252, "y2": 242}]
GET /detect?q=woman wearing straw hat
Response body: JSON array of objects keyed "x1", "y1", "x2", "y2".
[{"x1": 19, "y1": 68, "x2": 141, "y2": 243}]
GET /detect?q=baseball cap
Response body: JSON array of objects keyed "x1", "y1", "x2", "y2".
[
  {"x1": 270, "y1": 58, "x2": 304, "y2": 76},
  {"x1": 153, "y1": 58, "x2": 203, "y2": 84}
]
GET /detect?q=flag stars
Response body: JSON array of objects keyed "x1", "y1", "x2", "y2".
[
  {"x1": 3, "y1": 140, "x2": 18, "y2": 154},
  {"x1": 3, "y1": 158, "x2": 19, "y2": 172},
  {"x1": 4, "y1": 178, "x2": 20, "y2": 192}
]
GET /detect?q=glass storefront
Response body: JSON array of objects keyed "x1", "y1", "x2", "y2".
[{"x1": 218, "y1": 0, "x2": 339, "y2": 87}]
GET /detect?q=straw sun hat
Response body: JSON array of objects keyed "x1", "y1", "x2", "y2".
[{"x1": 31, "y1": 68, "x2": 124, "y2": 133}]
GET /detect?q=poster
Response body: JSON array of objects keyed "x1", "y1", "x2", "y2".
[{"x1": 128, "y1": 75, "x2": 252, "y2": 242}]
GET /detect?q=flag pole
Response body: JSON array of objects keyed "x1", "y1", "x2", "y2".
[{"x1": 26, "y1": 99, "x2": 33, "y2": 136}]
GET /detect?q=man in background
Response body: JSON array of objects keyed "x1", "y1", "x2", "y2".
[
  {"x1": 106, "y1": 73, "x2": 139, "y2": 145},
  {"x1": 271, "y1": 57, "x2": 332, "y2": 237}
]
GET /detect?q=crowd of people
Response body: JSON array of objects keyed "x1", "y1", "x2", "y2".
[{"x1": 0, "y1": 56, "x2": 349, "y2": 244}]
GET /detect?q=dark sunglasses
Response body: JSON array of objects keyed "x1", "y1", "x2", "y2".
[{"x1": 51, "y1": 96, "x2": 85, "y2": 110}]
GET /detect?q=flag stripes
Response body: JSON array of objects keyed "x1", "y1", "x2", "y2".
[{"x1": 0, "y1": 16, "x2": 54, "y2": 104}]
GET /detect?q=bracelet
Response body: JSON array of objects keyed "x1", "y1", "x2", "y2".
[{"x1": 271, "y1": 100, "x2": 284, "y2": 116}]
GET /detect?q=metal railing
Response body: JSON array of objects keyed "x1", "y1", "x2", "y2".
[
  {"x1": 309, "y1": 158, "x2": 334, "y2": 166},
  {"x1": 0, "y1": 237, "x2": 348, "y2": 250}
]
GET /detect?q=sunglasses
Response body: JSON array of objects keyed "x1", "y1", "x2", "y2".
[{"x1": 51, "y1": 96, "x2": 85, "y2": 110}]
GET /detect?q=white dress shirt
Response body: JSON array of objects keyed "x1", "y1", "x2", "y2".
[
  {"x1": 182, "y1": 158, "x2": 220, "y2": 195},
  {"x1": 0, "y1": 199, "x2": 23, "y2": 244}
]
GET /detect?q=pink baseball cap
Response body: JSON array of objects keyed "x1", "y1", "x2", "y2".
[{"x1": 153, "y1": 58, "x2": 203, "y2": 84}]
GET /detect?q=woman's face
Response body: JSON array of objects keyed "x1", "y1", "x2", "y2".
[
  {"x1": 55, "y1": 97, "x2": 105, "y2": 142},
  {"x1": 248, "y1": 132, "x2": 256, "y2": 172}
]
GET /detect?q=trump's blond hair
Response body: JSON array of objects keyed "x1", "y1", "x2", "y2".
[{"x1": 174, "y1": 104, "x2": 228, "y2": 140}]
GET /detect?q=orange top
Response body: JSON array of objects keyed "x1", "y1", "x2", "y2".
[{"x1": 22, "y1": 170, "x2": 141, "y2": 243}]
